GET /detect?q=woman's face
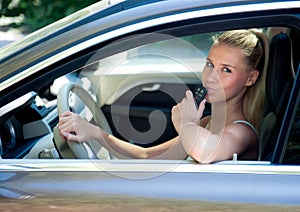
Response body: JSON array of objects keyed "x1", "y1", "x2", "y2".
[{"x1": 202, "y1": 44, "x2": 252, "y2": 103}]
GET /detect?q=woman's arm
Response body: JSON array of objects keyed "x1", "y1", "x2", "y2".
[
  {"x1": 179, "y1": 122, "x2": 257, "y2": 163},
  {"x1": 58, "y1": 111, "x2": 187, "y2": 159},
  {"x1": 100, "y1": 129, "x2": 187, "y2": 159},
  {"x1": 171, "y1": 91, "x2": 257, "y2": 163}
]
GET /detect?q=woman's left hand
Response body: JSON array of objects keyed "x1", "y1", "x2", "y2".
[
  {"x1": 58, "y1": 111, "x2": 99, "y2": 142},
  {"x1": 171, "y1": 90, "x2": 206, "y2": 133}
]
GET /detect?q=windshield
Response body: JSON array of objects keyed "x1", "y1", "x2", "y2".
[{"x1": 0, "y1": 0, "x2": 123, "y2": 61}]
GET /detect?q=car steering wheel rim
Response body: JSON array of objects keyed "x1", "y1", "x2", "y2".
[{"x1": 54, "y1": 82, "x2": 112, "y2": 159}]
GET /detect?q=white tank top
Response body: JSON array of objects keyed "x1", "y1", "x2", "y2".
[{"x1": 233, "y1": 120, "x2": 257, "y2": 137}]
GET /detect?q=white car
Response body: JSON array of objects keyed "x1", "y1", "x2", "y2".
[{"x1": 0, "y1": 0, "x2": 300, "y2": 210}]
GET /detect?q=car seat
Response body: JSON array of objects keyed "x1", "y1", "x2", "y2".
[{"x1": 259, "y1": 33, "x2": 295, "y2": 161}]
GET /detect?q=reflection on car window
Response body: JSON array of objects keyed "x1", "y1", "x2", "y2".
[
  {"x1": 283, "y1": 105, "x2": 300, "y2": 164},
  {"x1": 95, "y1": 33, "x2": 214, "y2": 76}
]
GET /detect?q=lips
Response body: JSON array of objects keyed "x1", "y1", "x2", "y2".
[{"x1": 205, "y1": 86, "x2": 216, "y2": 94}]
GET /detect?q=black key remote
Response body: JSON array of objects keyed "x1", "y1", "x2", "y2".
[{"x1": 193, "y1": 84, "x2": 207, "y2": 107}]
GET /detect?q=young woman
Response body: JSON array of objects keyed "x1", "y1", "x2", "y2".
[{"x1": 58, "y1": 29, "x2": 268, "y2": 163}]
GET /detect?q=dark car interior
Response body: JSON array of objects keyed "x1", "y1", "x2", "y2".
[{"x1": 260, "y1": 32, "x2": 296, "y2": 161}]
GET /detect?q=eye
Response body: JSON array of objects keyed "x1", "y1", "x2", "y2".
[
  {"x1": 222, "y1": 67, "x2": 232, "y2": 73},
  {"x1": 206, "y1": 61, "x2": 214, "y2": 69}
]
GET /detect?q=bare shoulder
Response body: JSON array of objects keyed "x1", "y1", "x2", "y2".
[
  {"x1": 224, "y1": 121, "x2": 258, "y2": 146},
  {"x1": 208, "y1": 121, "x2": 259, "y2": 162}
]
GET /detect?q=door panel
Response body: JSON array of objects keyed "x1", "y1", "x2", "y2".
[{"x1": 102, "y1": 79, "x2": 210, "y2": 147}]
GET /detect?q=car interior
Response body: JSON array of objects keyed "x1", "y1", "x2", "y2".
[
  {"x1": 0, "y1": 25, "x2": 299, "y2": 164},
  {"x1": 259, "y1": 31, "x2": 295, "y2": 161}
]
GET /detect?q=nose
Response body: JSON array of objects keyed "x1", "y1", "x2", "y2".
[{"x1": 206, "y1": 68, "x2": 218, "y2": 83}]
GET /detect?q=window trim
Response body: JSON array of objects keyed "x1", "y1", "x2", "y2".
[{"x1": 276, "y1": 64, "x2": 300, "y2": 163}]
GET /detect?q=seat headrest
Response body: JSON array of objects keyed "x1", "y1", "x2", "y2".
[{"x1": 266, "y1": 33, "x2": 295, "y2": 116}]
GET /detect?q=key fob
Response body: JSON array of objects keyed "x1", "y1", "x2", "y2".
[{"x1": 193, "y1": 84, "x2": 207, "y2": 107}]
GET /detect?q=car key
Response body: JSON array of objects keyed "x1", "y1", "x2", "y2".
[{"x1": 193, "y1": 84, "x2": 207, "y2": 107}]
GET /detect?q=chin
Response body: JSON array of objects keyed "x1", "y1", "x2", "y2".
[{"x1": 206, "y1": 96, "x2": 226, "y2": 104}]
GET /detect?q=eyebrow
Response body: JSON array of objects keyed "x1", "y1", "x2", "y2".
[
  {"x1": 221, "y1": 63, "x2": 237, "y2": 69},
  {"x1": 206, "y1": 58, "x2": 237, "y2": 69}
]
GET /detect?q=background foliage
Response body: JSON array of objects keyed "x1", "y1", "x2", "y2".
[{"x1": 0, "y1": 0, "x2": 100, "y2": 32}]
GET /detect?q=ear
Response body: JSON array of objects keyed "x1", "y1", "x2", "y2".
[{"x1": 245, "y1": 70, "x2": 259, "y2": 86}]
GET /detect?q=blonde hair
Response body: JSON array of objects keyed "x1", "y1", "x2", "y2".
[{"x1": 213, "y1": 29, "x2": 269, "y2": 133}]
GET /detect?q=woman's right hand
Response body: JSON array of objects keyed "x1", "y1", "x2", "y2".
[
  {"x1": 58, "y1": 111, "x2": 99, "y2": 142},
  {"x1": 171, "y1": 90, "x2": 206, "y2": 133}
]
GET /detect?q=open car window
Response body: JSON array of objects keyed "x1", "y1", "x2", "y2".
[{"x1": 0, "y1": 3, "x2": 298, "y2": 165}]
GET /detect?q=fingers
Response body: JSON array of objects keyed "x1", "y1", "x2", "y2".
[
  {"x1": 186, "y1": 89, "x2": 206, "y2": 116},
  {"x1": 171, "y1": 104, "x2": 179, "y2": 113},
  {"x1": 59, "y1": 122, "x2": 75, "y2": 134},
  {"x1": 59, "y1": 112, "x2": 80, "y2": 125},
  {"x1": 59, "y1": 111, "x2": 73, "y2": 125},
  {"x1": 186, "y1": 90, "x2": 194, "y2": 100},
  {"x1": 58, "y1": 111, "x2": 77, "y2": 140},
  {"x1": 62, "y1": 132, "x2": 79, "y2": 142},
  {"x1": 58, "y1": 114, "x2": 72, "y2": 130},
  {"x1": 60, "y1": 111, "x2": 73, "y2": 117},
  {"x1": 198, "y1": 99, "x2": 206, "y2": 117},
  {"x1": 180, "y1": 90, "x2": 193, "y2": 104}
]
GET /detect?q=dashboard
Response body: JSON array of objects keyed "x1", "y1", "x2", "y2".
[{"x1": 0, "y1": 92, "x2": 58, "y2": 159}]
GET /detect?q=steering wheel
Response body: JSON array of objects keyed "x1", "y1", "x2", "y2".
[{"x1": 53, "y1": 83, "x2": 112, "y2": 159}]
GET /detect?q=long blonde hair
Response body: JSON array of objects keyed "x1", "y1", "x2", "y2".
[{"x1": 213, "y1": 29, "x2": 269, "y2": 133}]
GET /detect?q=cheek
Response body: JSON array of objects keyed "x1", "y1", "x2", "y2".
[{"x1": 222, "y1": 76, "x2": 245, "y2": 96}]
